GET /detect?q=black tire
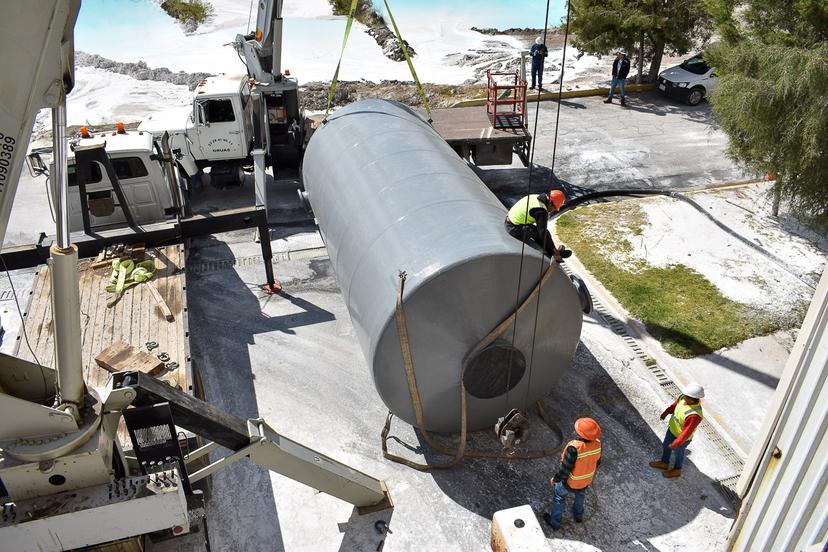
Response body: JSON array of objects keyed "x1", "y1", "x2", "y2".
[
  {"x1": 570, "y1": 274, "x2": 593, "y2": 314},
  {"x1": 687, "y1": 87, "x2": 705, "y2": 106}
]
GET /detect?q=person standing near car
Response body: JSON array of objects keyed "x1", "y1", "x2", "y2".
[{"x1": 604, "y1": 47, "x2": 631, "y2": 106}]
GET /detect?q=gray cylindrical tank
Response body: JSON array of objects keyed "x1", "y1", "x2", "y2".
[{"x1": 303, "y1": 99, "x2": 582, "y2": 433}]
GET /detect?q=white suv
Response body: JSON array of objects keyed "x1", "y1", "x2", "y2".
[{"x1": 657, "y1": 54, "x2": 718, "y2": 106}]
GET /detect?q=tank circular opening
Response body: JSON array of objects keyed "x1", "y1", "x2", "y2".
[
  {"x1": 463, "y1": 343, "x2": 525, "y2": 399},
  {"x1": 48, "y1": 474, "x2": 66, "y2": 486}
]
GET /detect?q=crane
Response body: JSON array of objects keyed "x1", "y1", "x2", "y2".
[
  {"x1": 233, "y1": 0, "x2": 303, "y2": 217},
  {"x1": 0, "y1": 2, "x2": 389, "y2": 550}
]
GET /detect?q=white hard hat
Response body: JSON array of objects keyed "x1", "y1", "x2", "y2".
[
  {"x1": 684, "y1": 382, "x2": 705, "y2": 399},
  {"x1": 616, "y1": 47, "x2": 627, "y2": 55},
  {"x1": 535, "y1": 37, "x2": 543, "y2": 45}
]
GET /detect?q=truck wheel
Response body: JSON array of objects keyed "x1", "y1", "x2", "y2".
[
  {"x1": 687, "y1": 87, "x2": 705, "y2": 106},
  {"x1": 570, "y1": 274, "x2": 593, "y2": 314}
]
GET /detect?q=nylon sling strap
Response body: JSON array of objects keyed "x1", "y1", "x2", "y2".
[
  {"x1": 381, "y1": 265, "x2": 566, "y2": 471},
  {"x1": 325, "y1": 0, "x2": 360, "y2": 117},
  {"x1": 381, "y1": 0, "x2": 432, "y2": 121},
  {"x1": 326, "y1": 0, "x2": 432, "y2": 121}
]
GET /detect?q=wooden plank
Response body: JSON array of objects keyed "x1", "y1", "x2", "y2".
[
  {"x1": 25, "y1": 269, "x2": 51, "y2": 364},
  {"x1": 95, "y1": 340, "x2": 137, "y2": 372},
  {"x1": 95, "y1": 340, "x2": 165, "y2": 376},
  {"x1": 165, "y1": 246, "x2": 185, "y2": 390},
  {"x1": 146, "y1": 281, "x2": 174, "y2": 322},
  {"x1": 121, "y1": 351, "x2": 165, "y2": 376}
]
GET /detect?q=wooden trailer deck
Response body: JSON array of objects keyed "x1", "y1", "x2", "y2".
[
  {"x1": 17, "y1": 244, "x2": 192, "y2": 447},
  {"x1": 428, "y1": 105, "x2": 531, "y2": 166}
]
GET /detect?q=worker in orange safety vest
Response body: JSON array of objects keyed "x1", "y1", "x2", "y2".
[
  {"x1": 649, "y1": 382, "x2": 705, "y2": 478},
  {"x1": 542, "y1": 417, "x2": 602, "y2": 530}
]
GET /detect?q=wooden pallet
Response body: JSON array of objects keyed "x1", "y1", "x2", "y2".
[{"x1": 17, "y1": 244, "x2": 192, "y2": 447}]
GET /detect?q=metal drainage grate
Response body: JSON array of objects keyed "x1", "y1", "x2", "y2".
[
  {"x1": 188, "y1": 247, "x2": 328, "y2": 275},
  {"x1": 561, "y1": 264, "x2": 745, "y2": 496}
]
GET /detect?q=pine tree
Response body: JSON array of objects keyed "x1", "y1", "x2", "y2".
[
  {"x1": 705, "y1": 0, "x2": 828, "y2": 218},
  {"x1": 569, "y1": 0, "x2": 712, "y2": 81}
]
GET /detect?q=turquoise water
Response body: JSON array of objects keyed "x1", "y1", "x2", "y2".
[
  {"x1": 75, "y1": 0, "x2": 174, "y2": 54},
  {"x1": 387, "y1": 0, "x2": 567, "y2": 29},
  {"x1": 76, "y1": 0, "x2": 567, "y2": 42}
]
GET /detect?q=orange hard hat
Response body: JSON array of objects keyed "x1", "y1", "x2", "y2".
[
  {"x1": 549, "y1": 189, "x2": 566, "y2": 211},
  {"x1": 574, "y1": 417, "x2": 601, "y2": 440}
]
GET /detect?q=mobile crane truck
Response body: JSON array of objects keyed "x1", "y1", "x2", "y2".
[
  {"x1": 139, "y1": 0, "x2": 304, "y2": 203},
  {"x1": 0, "y1": 2, "x2": 389, "y2": 550}
]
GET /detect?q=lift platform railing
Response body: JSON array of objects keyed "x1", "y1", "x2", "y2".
[{"x1": 486, "y1": 70, "x2": 528, "y2": 130}]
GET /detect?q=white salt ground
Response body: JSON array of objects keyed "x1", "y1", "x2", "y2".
[
  {"x1": 628, "y1": 184, "x2": 825, "y2": 318},
  {"x1": 58, "y1": 0, "x2": 607, "y2": 129}
]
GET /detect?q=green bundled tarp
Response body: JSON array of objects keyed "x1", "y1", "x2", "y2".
[{"x1": 106, "y1": 258, "x2": 156, "y2": 307}]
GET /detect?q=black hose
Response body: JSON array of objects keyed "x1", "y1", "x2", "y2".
[{"x1": 554, "y1": 188, "x2": 816, "y2": 291}]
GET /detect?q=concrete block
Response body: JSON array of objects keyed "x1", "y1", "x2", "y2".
[{"x1": 490, "y1": 505, "x2": 548, "y2": 552}]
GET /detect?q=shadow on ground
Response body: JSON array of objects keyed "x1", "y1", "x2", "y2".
[
  {"x1": 187, "y1": 237, "x2": 336, "y2": 551},
  {"x1": 618, "y1": 91, "x2": 718, "y2": 125},
  {"x1": 386, "y1": 342, "x2": 735, "y2": 550}
]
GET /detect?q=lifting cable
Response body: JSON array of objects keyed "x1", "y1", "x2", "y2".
[
  {"x1": 325, "y1": 0, "x2": 431, "y2": 120},
  {"x1": 506, "y1": 0, "x2": 555, "y2": 414},
  {"x1": 521, "y1": 0, "x2": 573, "y2": 409},
  {"x1": 325, "y1": 0, "x2": 360, "y2": 118}
]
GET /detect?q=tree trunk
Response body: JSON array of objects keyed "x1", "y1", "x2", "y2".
[
  {"x1": 637, "y1": 37, "x2": 645, "y2": 84},
  {"x1": 771, "y1": 182, "x2": 781, "y2": 217},
  {"x1": 647, "y1": 41, "x2": 665, "y2": 82}
]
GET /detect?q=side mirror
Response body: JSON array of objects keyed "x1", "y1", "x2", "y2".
[
  {"x1": 711, "y1": 72, "x2": 718, "y2": 78},
  {"x1": 196, "y1": 102, "x2": 209, "y2": 127}
]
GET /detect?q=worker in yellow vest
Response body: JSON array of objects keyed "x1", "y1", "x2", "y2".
[
  {"x1": 542, "y1": 418, "x2": 602, "y2": 530},
  {"x1": 650, "y1": 383, "x2": 705, "y2": 478},
  {"x1": 505, "y1": 189, "x2": 572, "y2": 262}
]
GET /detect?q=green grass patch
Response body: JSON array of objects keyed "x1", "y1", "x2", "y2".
[
  {"x1": 161, "y1": 0, "x2": 212, "y2": 25},
  {"x1": 557, "y1": 201, "x2": 799, "y2": 358}
]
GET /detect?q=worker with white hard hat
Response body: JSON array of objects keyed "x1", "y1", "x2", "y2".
[
  {"x1": 529, "y1": 36, "x2": 548, "y2": 90},
  {"x1": 650, "y1": 383, "x2": 705, "y2": 478}
]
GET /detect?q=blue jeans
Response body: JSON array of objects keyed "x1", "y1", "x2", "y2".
[
  {"x1": 608, "y1": 77, "x2": 626, "y2": 100},
  {"x1": 531, "y1": 63, "x2": 543, "y2": 88},
  {"x1": 550, "y1": 481, "x2": 586, "y2": 528},
  {"x1": 661, "y1": 429, "x2": 690, "y2": 469}
]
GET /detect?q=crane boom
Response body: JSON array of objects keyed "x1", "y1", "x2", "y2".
[{"x1": 0, "y1": 0, "x2": 80, "y2": 249}]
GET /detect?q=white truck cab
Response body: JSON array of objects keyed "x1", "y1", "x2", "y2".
[
  {"x1": 139, "y1": 75, "x2": 253, "y2": 187},
  {"x1": 657, "y1": 54, "x2": 718, "y2": 106},
  {"x1": 58, "y1": 128, "x2": 175, "y2": 232}
]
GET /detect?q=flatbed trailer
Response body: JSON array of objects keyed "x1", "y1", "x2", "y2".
[
  {"x1": 428, "y1": 105, "x2": 531, "y2": 166},
  {"x1": 17, "y1": 244, "x2": 195, "y2": 448}
]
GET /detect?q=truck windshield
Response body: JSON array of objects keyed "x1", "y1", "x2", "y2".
[
  {"x1": 680, "y1": 55, "x2": 710, "y2": 75},
  {"x1": 203, "y1": 99, "x2": 236, "y2": 123}
]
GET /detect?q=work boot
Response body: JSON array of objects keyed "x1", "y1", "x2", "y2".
[
  {"x1": 621, "y1": 99, "x2": 627, "y2": 107},
  {"x1": 541, "y1": 513, "x2": 560, "y2": 531},
  {"x1": 604, "y1": 98, "x2": 612, "y2": 104},
  {"x1": 649, "y1": 461, "x2": 669, "y2": 470},
  {"x1": 662, "y1": 468, "x2": 682, "y2": 478}
]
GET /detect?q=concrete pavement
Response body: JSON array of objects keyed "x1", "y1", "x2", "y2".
[
  {"x1": 186, "y1": 229, "x2": 737, "y2": 551},
  {"x1": 478, "y1": 91, "x2": 748, "y2": 199}
]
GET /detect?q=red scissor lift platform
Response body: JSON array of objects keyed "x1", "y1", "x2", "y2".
[{"x1": 486, "y1": 70, "x2": 529, "y2": 130}]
